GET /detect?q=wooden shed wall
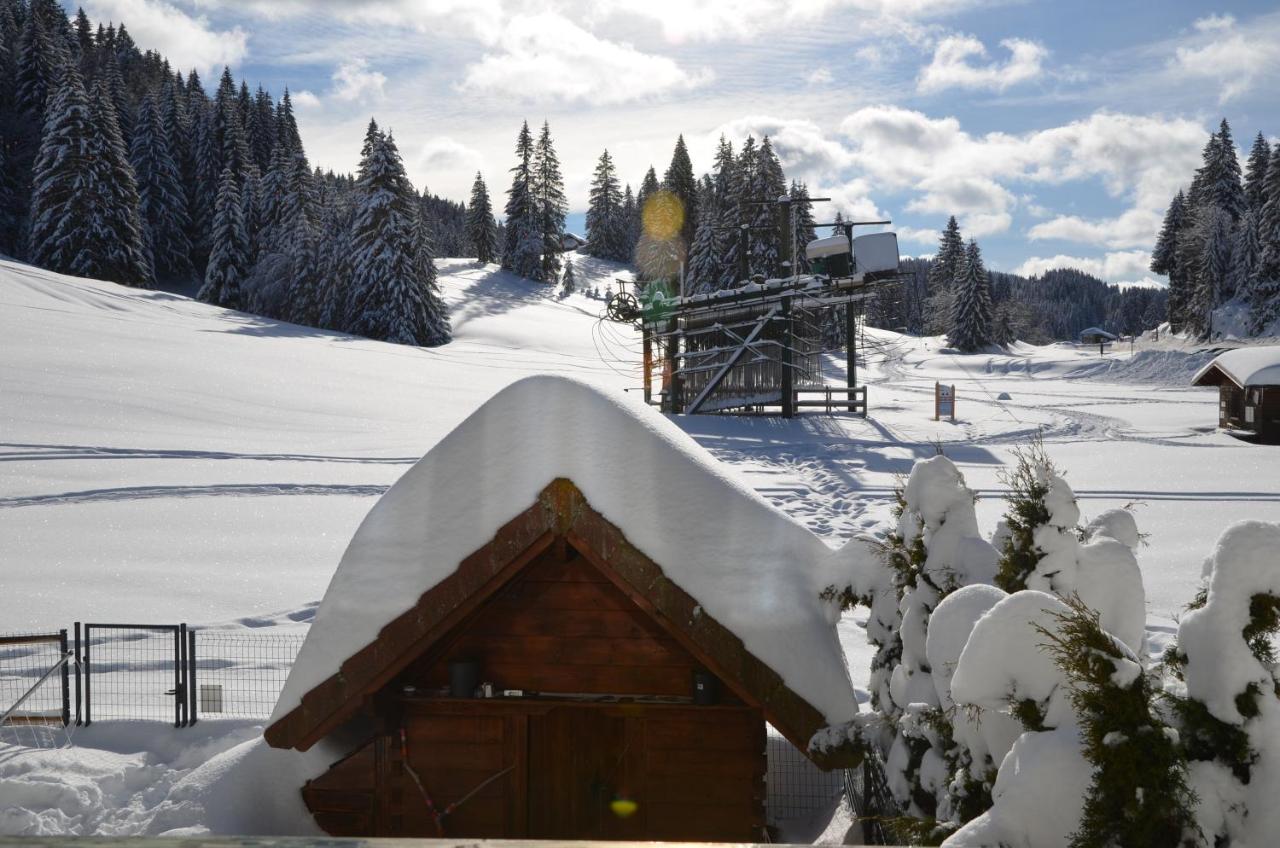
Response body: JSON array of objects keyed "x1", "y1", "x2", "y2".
[{"x1": 396, "y1": 544, "x2": 742, "y2": 702}]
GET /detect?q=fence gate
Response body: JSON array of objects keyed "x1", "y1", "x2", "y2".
[
  {"x1": 0, "y1": 630, "x2": 71, "y2": 727},
  {"x1": 82, "y1": 623, "x2": 189, "y2": 727}
]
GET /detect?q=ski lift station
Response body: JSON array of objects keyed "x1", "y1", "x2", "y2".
[
  {"x1": 609, "y1": 205, "x2": 901, "y2": 418},
  {"x1": 265, "y1": 377, "x2": 860, "y2": 841}
]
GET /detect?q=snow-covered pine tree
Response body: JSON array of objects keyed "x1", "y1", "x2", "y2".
[
  {"x1": 790, "y1": 181, "x2": 817, "y2": 273},
  {"x1": 465, "y1": 172, "x2": 497, "y2": 264},
  {"x1": 346, "y1": 130, "x2": 450, "y2": 346},
  {"x1": 1207, "y1": 119, "x2": 1246, "y2": 225},
  {"x1": 585, "y1": 149, "x2": 624, "y2": 261},
  {"x1": 686, "y1": 177, "x2": 720, "y2": 294},
  {"x1": 248, "y1": 86, "x2": 275, "y2": 173},
  {"x1": 502, "y1": 121, "x2": 540, "y2": 280},
  {"x1": 560, "y1": 257, "x2": 576, "y2": 295},
  {"x1": 1189, "y1": 206, "x2": 1232, "y2": 339},
  {"x1": 533, "y1": 121, "x2": 566, "y2": 283},
  {"x1": 198, "y1": 167, "x2": 247, "y2": 309},
  {"x1": 1232, "y1": 209, "x2": 1262, "y2": 308},
  {"x1": 27, "y1": 66, "x2": 98, "y2": 275},
  {"x1": 620, "y1": 183, "x2": 637, "y2": 262},
  {"x1": 87, "y1": 75, "x2": 152, "y2": 286},
  {"x1": 413, "y1": 195, "x2": 451, "y2": 346},
  {"x1": 633, "y1": 165, "x2": 660, "y2": 280},
  {"x1": 130, "y1": 94, "x2": 192, "y2": 282},
  {"x1": 1244, "y1": 132, "x2": 1272, "y2": 218},
  {"x1": 948, "y1": 240, "x2": 993, "y2": 352},
  {"x1": 1151, "y1": 190, "x2": 1188, "y2": 329},
  {"x1": 275, "y1": 89, "x2": 302, "y2": 155},
  {"x1": 663, "y1": 134, "x2": 699, "y2": 252},
  {"x1": 285, "y1": 213, "x2": 322, "y2": 327},
  {"x1": 928, "y1": 216, "x2": 964, "y2": 295},
  {"x1": 748, "y1": 136, "x2": 785, "y2": 279},
  {"x1": 1259, "y1": 145, "x2": 1280, "y2": 286},
  {"x1": 96, "y1": 51, "x2": 131, "y2": 146}
]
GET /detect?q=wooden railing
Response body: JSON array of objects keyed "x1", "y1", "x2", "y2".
[{"x1": 794, "y1": 385, "x2": 867, "y2": 416}]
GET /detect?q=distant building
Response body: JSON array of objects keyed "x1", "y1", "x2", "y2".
[
  {"x1": 1078, "y1": 327, "x2": 1118, "y2": 346},
  {"x1": 1192, "y1": 346, "x2": 1280, "y2": 443},
  {"x1": 559, "y1": 232, "x2": 587, "y2": 251}
]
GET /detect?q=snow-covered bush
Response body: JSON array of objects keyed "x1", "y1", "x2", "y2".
[{"x1": 1165, "y1": 520, "x2": 1280, "y2": 846}]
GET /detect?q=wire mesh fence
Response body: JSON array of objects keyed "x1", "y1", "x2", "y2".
[
  {"x1": 844, "y1": 750, "x2": 902, "y2": 845},
  {"x1": 192, "y1": 630, "x2": 303, "y2": 720},
  {"x1": 1, "y1": 630, "x2": 69, "y2": 726},
  {"x1": 765, "y1": 724, "x2": 844, "y2": 824},
  {"x1": 83, "y1": 624, "x2": 186, "y2": 725}
]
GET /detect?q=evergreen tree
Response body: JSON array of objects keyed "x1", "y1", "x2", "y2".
[
  {"x1": 560, "y1": 257, "x2": 577, "y2": 295},
  {"x1": 1260, "y1": 146, "x2": 1280, "y2": 283},
  {"x1": 1233, "y1": 209, "x2": 1262, "y2": 312},
  {"x1": 198, "y1": 166, "x2": 247, "y2": 309},
  {"x1": 1244, "y1": 132, "x2": 1272, "y2": 218},
  {"x1": 1152, "y1": 191, "x2": 1189, "y2": 330},
  {"x1": 686, "y1": 177, "x2": 720, "y2": 293},
  {"x1": 748, "y1": 136, "x2": 785, "y2": 278},
  {"x1": 27, "y1": 66, "x2": 98, "y2": 275},
  {"x1": 620, "y1": 183, "x2": 638, "y2": 262},
  {"x1": 928, "y1": 216, "x2": 964, "y2": 294},
  {"x1": 634, "y1": 167, "x2": 661, "y2": 279},
  {"x1": 1207, "y1": 119, "x2": 1246, "y2": 224},
  {"x1": 533, "y1": 121, "x2": 566, "y2": 282},
  {"x1": 1190, "y1": 206, "x2": 1233, "y2": 338},
  {"x1": 465, "y1": 171, "x2": 497, "y2": 264},
  {"x1": 88, "y1": 75, "x2": 151, "y2": 285},
  {"x1": 662, "y1": 134, "x2": 698, "y2": 251},
  {"x1": 130, "y1": 94, "x2": 192, "y2": 281},
  {"x1": 287, "y1": 213, "x2": 323, "y2": 327},
  {"x1": 585, "y1": 149, "x2": 625, "y2": 261},
  {"x1": 790, "y1": 180, "x2": 817, "y2": 273},
  {"x1": 948, "y1": 240, "x2": 993, "y2": 351},
  {"x1": 346, "y1": 130, "x2": 450, "y2": 346},
  {"x1": 248, "y1": 86, "x2": 275, "y2": 172},
  {"x1": 502, "y1": 120, "x2": 540, "y2": 280}
]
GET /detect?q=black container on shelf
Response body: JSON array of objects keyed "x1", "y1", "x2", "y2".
[
  {"x1": 692, "y1": 670, "x2": 718, "y2": 705},
  {"x1": 449, "y1": 659, "x2": 481, "y2": 698}
]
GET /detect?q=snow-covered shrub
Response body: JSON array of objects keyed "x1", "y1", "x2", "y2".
[
  {"x1": 1039, "y1": 598, "x2": 1199, "y2": 848},
  {"x1": 822, "y1": 456, "x2": 997, "y2": 828},
  {"x1": 1164, "y1": 520, "x2": 1280, "y2": 845}
]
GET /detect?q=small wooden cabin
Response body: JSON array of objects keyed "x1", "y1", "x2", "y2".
[
  {"x1": 266, "y1": 377, "x2": 859, "y2": 842},
  {"x1": 1192, "y1": 346, "x2": 1280, "y2": 442}
]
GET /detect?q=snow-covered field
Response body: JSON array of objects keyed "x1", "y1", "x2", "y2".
[{"x1": 4, "y1": 254, "x2": 1279, "y2": 837}]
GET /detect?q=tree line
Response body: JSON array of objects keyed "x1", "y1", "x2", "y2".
[
  {"x1": 1153, "y1": 119, "x2": 1280, "y2": 338},
  {"x1": 0, "y1": 0, "x2": 472, "y2": 346}
]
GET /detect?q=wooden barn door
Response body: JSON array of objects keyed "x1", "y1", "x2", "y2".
[{"x1": 527, "y1": 705, "x2": 642, "y2": 840}]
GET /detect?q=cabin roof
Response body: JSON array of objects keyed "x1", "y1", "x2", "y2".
[
  {"x1": 1192, "y1": 345, "x2": 1280, "y2": 388},
  {"x1": 1079, "y1": 327, "x2": 1117, "y2": 339},
  {"x1": 266, "y1": 376, "x2": 857, "y2": 752}
]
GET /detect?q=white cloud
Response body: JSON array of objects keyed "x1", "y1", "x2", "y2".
[
  {"x1": 1172, "y1": 14, "x2": 1280, "y2": 102},
  {"x1": 1013, "y1": 250, "x2": 1156, "y2": 285},
  {"x1": 806, "y1": 68, "x2": 834, "y2": 85},
  {"x1": 83, "y1": 0, "x2": 247, "y2": 74},
  {"x1": 417, "y1": 137, "x2": 486, "y2": 183},
  {"x1": 459, "y1": 13, "x2": 712, "y2": 104},
  {"x1": 292, "y1": 90, "x2": 321, "y2": 109},
  {"x1": 1193, "y1": 13, "x2": 1235, "y2": 32},
  {"x1": 331, "y1": 59, "x2": 387, "y2": 102},
  {"x1": 917, "y1": 34, "x2": 1047, "y2": 93},
  {"x1": 1027, "y1": 207, "x2": 1163, "y2": 250}
]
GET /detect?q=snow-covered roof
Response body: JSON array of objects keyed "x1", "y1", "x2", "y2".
[
  {"x1": 1192, "y1": 346, "x2": 1280, "y2": 388},
  {"x1": 1078, "y1": 327, "x2": 1117, "y2": 339},
  {"x1": 271, "y1": 375, "x2": 857, "y2": 728}
]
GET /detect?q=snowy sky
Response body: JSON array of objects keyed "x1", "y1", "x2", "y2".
[{"x1": 72, "y1": 0, "x2": 1280, "y2": 285}]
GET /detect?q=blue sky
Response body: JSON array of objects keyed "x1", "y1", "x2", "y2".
[{"x1": 74, "y1": 0, "x2": 1280, "y2": 284}]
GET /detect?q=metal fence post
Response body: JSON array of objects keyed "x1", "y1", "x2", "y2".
[
  {"x1": 188, "y1": 628, "x2": 198, "y2": 726},
  {"x1": 74, "y1": 623, "x2": 82, "y2": 726},
  {"x1": 59, "y1": 628, "x2": 70, "y2": 727},
  {"x1": 175, "y1": 624, "x2": 185, "y2": 727},
  {"x1": 83, "y1": 624, "x2": 91, "y2": 726}
]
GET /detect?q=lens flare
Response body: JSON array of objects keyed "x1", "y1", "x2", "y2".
[
  {"x1": 642, "y1": 190, "x2": 684, "y2": 242},
  {"x1": 610, "y1": 797, "x2": 639, "y2": 818}
]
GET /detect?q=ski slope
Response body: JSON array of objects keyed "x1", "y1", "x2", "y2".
[{"x1": 5, "y1": 255, "x2": 1280, "y2": 637}]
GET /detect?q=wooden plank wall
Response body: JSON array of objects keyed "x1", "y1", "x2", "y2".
[{"x1": 401, "y1": 547, "x2": 740, "y2": 702}]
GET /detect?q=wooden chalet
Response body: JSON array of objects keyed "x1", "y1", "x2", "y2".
[
  {"x1": 266, "y1": 376, "x2": 859, "y2": 842},
  {"x1": 1192, "y1": 346, "x2": 1280, "y2": 442}
]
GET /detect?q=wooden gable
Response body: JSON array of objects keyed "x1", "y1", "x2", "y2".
[{"x1": 266, "y1": 478, "x2": 855, "y2": 768}]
